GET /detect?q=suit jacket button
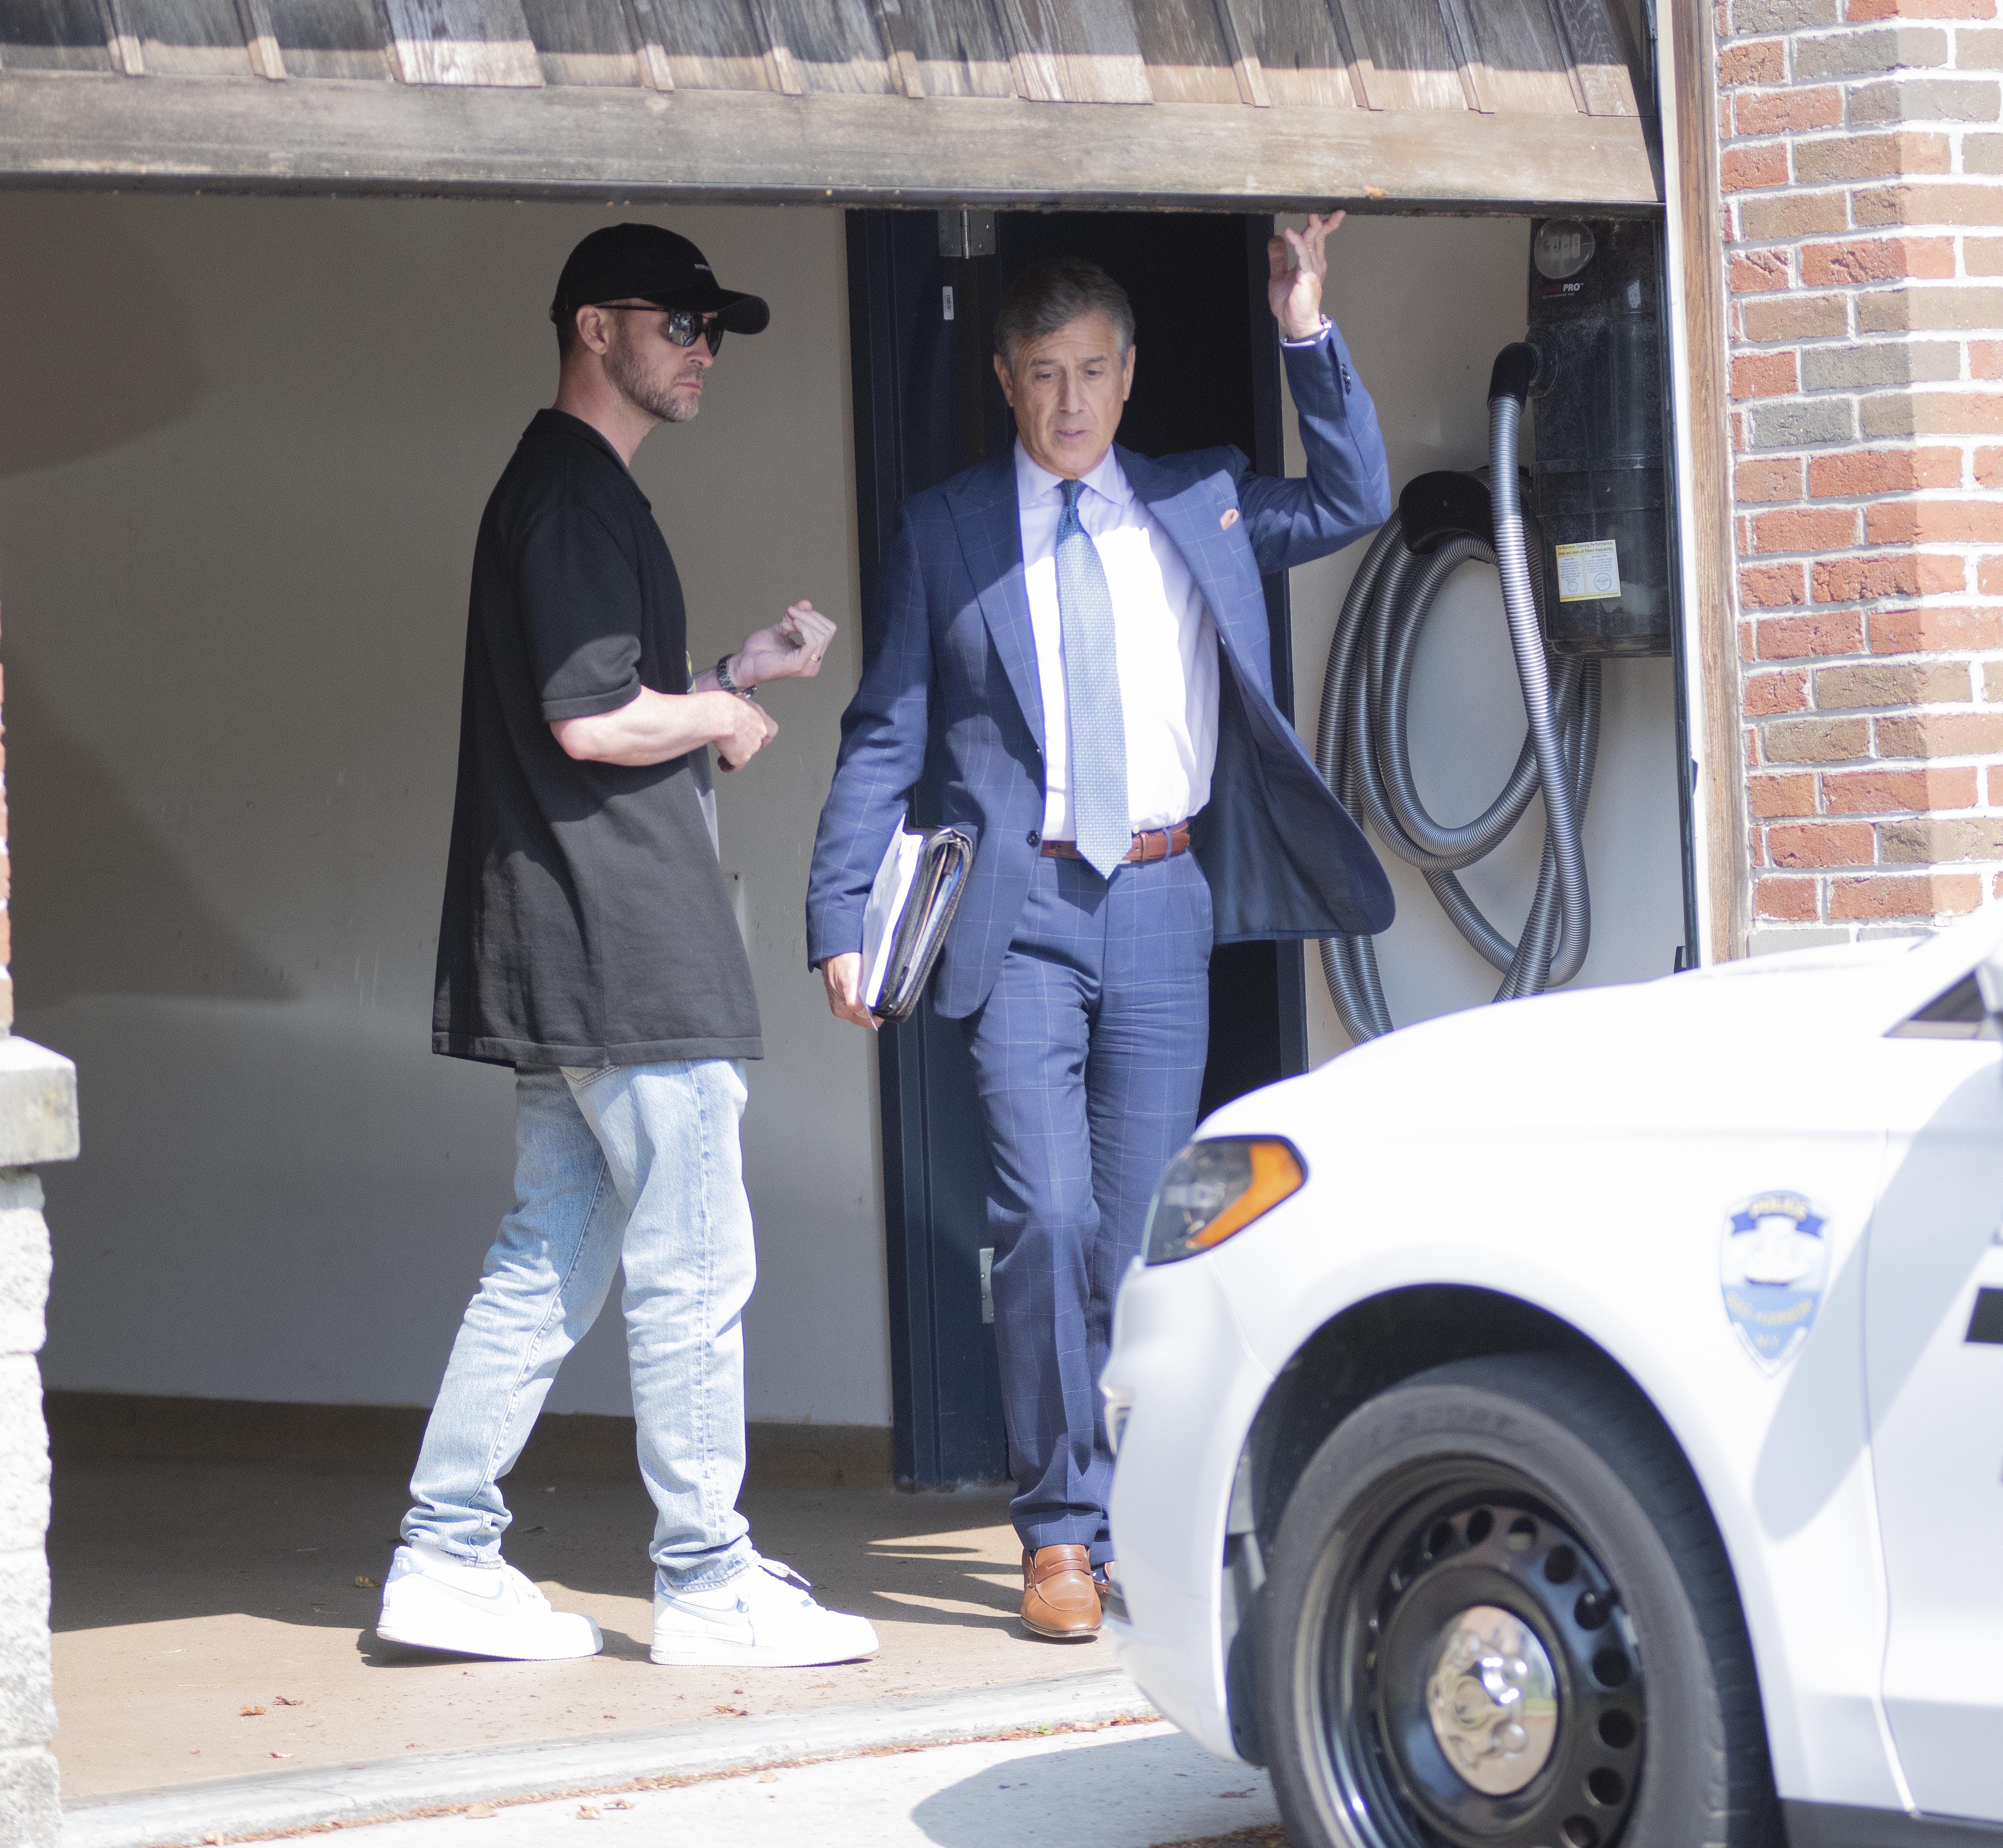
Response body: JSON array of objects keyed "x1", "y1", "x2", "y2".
[{"x1": 1027, "y1": 830, "x2": 1041, "y2": 847}]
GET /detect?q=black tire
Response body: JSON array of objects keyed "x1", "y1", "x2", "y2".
[{"x1": 1255, "y1": 1353, "x2": 1777, "y2": 1848}]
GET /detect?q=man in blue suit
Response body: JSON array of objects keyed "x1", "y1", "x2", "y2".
[{"x1": 808, "y1": 215, "x2": 1394, "y2": 1639}]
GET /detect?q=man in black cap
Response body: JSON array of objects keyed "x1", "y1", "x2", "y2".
[{"x1": 376, "y1": 225, "x2": 877, "y2": 1671}]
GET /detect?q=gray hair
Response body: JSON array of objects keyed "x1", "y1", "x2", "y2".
[{"x1": 993, "y1": 257, "x2": 1134, "y2": 370}]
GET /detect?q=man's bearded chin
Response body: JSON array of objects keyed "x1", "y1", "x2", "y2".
[{"x1": 606, "y1": 333, "x2": 698, "y2": 424}]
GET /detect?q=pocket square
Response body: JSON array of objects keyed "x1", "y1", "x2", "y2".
[{"x1": 1220, "y1": 508, "x2": 1239, "y2": 529}]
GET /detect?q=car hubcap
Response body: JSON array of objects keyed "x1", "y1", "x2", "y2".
[
  {"x1": 1423, "y1": 1604, "x2": 1559, "y2": 1795},
  {"x1": 1311, "y1": 1472, "x2": 1645, "y2": 1848}
]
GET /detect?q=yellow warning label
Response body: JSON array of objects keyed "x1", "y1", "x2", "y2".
[{"x1": 1554, "y1": 539, "x2": 1621, "y2": 603}]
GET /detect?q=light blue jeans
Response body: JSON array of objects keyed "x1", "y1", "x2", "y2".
[{"x1": 402, "y1": 1060, "x2": 757, "y2": 1592}]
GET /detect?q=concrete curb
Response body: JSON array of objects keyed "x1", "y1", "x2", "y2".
[{"x1": 62, "y1": 1669, "x2": 1157, "y2": 1848}]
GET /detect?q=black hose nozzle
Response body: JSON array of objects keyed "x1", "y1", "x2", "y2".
[{"x1": 1488, "y1": 341, "x2": 1540, "y2": 408}]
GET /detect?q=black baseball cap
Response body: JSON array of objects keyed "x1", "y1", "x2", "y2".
[{"x1": 550, "y1": 223, "x2": 770, "y2": 336}]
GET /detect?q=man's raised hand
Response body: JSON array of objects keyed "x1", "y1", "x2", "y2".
[
  {"x1": 1268, "y1": 210, "x2": 1345, "y2": 341},
  {"x1": 733, "y1": 601, "x2": 836, "y2": 688}
]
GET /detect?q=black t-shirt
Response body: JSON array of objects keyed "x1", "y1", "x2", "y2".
[{"x1": 432, "y1": 410, "x2": 761, "y2": 1067}]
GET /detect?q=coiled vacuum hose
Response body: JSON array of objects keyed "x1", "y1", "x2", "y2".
[{"x1": 1316, "y1": 344, "x2": 1602, "y2": 1044}]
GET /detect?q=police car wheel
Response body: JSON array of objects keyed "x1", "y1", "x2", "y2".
[{"x1": 1255, "y1": 1352, "x2": 1777, "y2": 1848}]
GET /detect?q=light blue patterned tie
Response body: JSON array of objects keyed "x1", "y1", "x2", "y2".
[{"x1": 1056, "y1": 478, "x2": 1130, "y2": 878}]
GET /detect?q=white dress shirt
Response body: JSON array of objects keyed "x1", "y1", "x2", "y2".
[{"x1": 1014, "y1": 441, "x2": 1218, "y2": 841}]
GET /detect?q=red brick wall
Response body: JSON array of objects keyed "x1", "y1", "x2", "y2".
[
  {"x1": 0, "y1": 648, "x2": 10, "y2": 1029},
  {"x1": 1719, "y1": 0, "x2": 2003, "y2": 940}
]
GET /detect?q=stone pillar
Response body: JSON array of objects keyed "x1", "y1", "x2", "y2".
[
  {"x1": 1, "y1": 1167, "x2": 57, "y2": 1848},
  {"x1": 1717, "y1": 0, "x2": 2003, "y2": 948},
  {"x1": 0, "y1": 649, "x2": 80, "y2": 1846}
]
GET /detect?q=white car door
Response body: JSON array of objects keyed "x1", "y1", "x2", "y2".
[{"x1": 1867, "y1": 968, "x2": 2003, "y2": 1822}]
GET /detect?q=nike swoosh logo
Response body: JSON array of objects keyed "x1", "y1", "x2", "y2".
[
  {"x1": 659, "y1": 1600, "x2": 754, "y2": 1645},
  {"x1": 391, "y1": 1572, "x2": 511, "y2": 1614}
]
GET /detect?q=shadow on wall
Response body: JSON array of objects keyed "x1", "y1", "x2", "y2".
[
  {"x1": 6, "y1": 663, "x2": 297, "y2": 1004},
  {"x1": 0, "y1": 207, "x2": 208, "y2": 478}
]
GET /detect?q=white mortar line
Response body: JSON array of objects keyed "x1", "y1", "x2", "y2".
[{"x1": 60, "y1": 1668, "x2": 1158, "y2": 1848}]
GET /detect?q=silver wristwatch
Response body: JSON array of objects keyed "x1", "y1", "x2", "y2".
[{"x1": 714, "y1": 653, "x2": 757, "y2": 699}]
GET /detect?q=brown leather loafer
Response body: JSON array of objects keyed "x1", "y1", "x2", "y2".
[{"x1": 1020, "y1": 1544, "x2": 1101, "y2": 1640}]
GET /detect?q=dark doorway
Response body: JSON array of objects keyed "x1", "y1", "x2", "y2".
[{"x1": 846, "y1": 208, "x2": 1308, "y2": 1488}]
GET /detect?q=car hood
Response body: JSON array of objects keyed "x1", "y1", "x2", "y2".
[{"x1": 1200, "y1": 912, "x2": 2003, "y2": 1150}]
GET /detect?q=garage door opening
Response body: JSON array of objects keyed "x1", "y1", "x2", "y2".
[{"x1": 0, "y1": 0, "x2": 1691, "y2": 1817}]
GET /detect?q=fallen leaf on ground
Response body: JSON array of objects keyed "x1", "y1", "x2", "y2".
[
  {"x1": 240, "y1": 1705, "x2": 267, "y2": 1717},
  {"x1": 354, "y1": 1575, "x2": 379, "y2": 1589},
  {"x1": 1362, "y1": 185, "x2": 1389, "y2": 201},
  {"x1": 270, "y1": 1752, "x2": 292, "y2": 1759},
  {"x1": 606, "y1": 1800, "x2": 633, "y2": 1811},
  {"x1": 576, "y1": 1805, "x2": 601, "y2": 1820},
  {"x1": 757, "y1": 1773, "x2": 779, "y2": 1785},
  {"x1": 1220, "y1": 1788, "x2": 1253, "y2": 1798},
  {"x1": 465, "y1": 1803, "x2": 495, "y2": 1819},
  {"x1": 714, "y1": 1705, "x2": 747, "y2": 1717},
  {"x1": 273, "y1": 1696, "x2": 304, "y2": 1706}
]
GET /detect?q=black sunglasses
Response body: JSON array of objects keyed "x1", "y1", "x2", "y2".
[{"x1": 590, "y1": 303, "x2": 724, "y2": 355}]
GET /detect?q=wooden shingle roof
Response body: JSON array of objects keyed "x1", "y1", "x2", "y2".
[{"x1": 0, "y1": 0, "x2": 1663, "y2": 212}]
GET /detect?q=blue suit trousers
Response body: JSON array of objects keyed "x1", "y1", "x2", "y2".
[{"x1": 962, "y1": 850, "x2": 1212, "y2": 1563}]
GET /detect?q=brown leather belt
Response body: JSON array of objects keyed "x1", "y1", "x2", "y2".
[{"x1": 1041, "y1": 822, "x2": 1193, "y2": 865}]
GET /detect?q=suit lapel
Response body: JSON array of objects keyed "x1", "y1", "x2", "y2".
[
  {"x1": 947, "y1": 454, "x2": 1043, "y2": 743},
  {"x1": 1118, "y1": 446, "x2": 1269, "y2": 677}
]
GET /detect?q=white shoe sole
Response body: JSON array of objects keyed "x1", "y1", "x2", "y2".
[
  {"x1": 650, "y1": 1627, "x2": 878, "y2": 1669},
  {"x1": 377, "y1": 1601, "x2": 603, "y2": 1662}
]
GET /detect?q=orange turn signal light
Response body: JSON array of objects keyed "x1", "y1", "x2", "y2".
[
  {"x1": 1145, "y1": 1137, "x2": 1308, "y2": 1264},
  {"x1": 1188, "y1": 1140, "x2": 1305, "y2": 1250}
]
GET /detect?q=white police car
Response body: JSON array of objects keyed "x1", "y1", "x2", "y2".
[{"x1": 1102, "y1": 908, "x2": 2003, "y2": 1848}]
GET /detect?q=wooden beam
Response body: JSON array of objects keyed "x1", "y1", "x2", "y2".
[
  {"x1": 1433, "y1": 0, "x2": 1498, "y2": 114},
  {"x1": 1212, "y1": 0, "x2": 1270, "y2": 108},
  {"x1": 235, "y1": 0, "x2": 286, "y2": 80},
  {"x1": 1667, "y1": 0, "x2": 1745, "y2": 961},
  {"x1": 1551, "y1": 0, "x2": 1641, "y2": 116},
  {"x1": 875, "y1": 0, "x2": 926, "y2": 98},
  {"x1": 96, "y1": 0, "x2": 144, "y2": 76},
  {"x1": 1538, "y1": 0, "x2": 1596, "y2": 116},
  {"x1": 379, "y1": 0, "x2": 543, "y2": 87},
  {"x1": 747, "y1": 0, "x2": 804, "y2": 96},
  {"x1": 0, "y1": 69, "x2": 1664, "y2": 211},
  {"x1": 622, "y1": 0, "x2": 675, "y2": 90},
  {"x1": 1322, "y1": 0, "x2": 1380, "y2": 111},
  {"x1": 992, "y1": 0, "x2": 1153, "y2": 104},
  {"x1": 992, "y1": 0, "x2": 1062, "y2": 101}
]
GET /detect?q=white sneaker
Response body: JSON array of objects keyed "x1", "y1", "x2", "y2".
[
  {"x1": 376, "y1": 1538, "x2": 602, "y2": 1661},
  {"x1": 651, "y1": 1556, "x2": 879, "y2": 1667}
]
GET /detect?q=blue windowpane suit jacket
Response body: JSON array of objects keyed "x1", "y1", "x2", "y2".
[{"x1": 806, "y1": 326, "x2": 1397, "y2": 1022}]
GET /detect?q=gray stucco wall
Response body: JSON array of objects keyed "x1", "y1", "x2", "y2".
[{"x1": 0, "y1": 194, "x2": 887, "y2": 1428}]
